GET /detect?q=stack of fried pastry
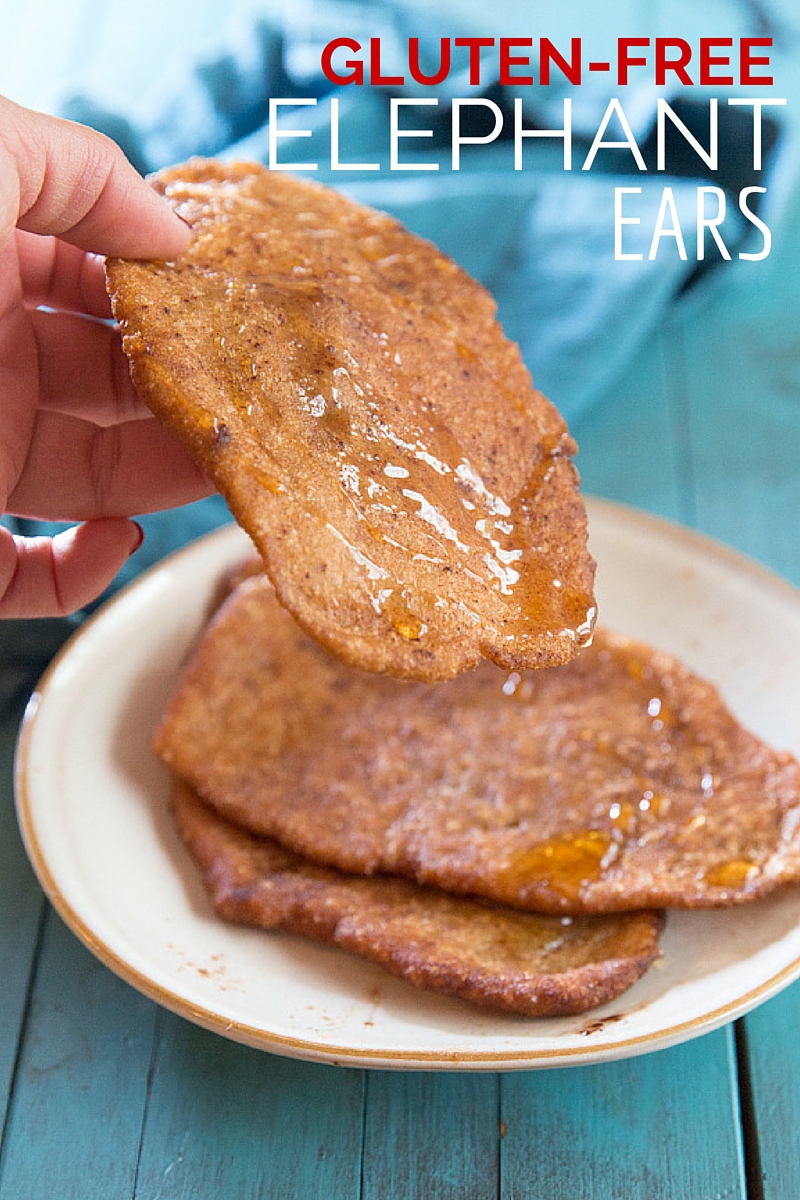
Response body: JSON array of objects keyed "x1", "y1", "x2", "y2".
[
  {"x1": 107, "y1": 161, "x2": 800, "y2": 1016},
  {"x1": 157, "y1": 568, "x2": 800, "y2": 1017}
]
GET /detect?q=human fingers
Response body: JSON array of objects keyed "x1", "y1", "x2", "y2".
[
  {"x1": 0, "y1": 518, "x2": 142, "y2": 617},
  {"x1": 0, "y1": 96, "x2": 190, "y2": 259},
  {"x1": 30, "y1": 307, "x2": 148, "y2": 426},
  {"x1": 15, "y1": 230, "x2": 111, "y2": 318},
  {"x1": 6, "y1": 409, "x2": 213, "y2": 521}
]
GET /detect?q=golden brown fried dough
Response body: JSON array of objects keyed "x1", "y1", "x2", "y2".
[
  {"x1": 172, "y1": 780, "x2": 663, "y2": 1017},
  {"x1": 106, "y1": 160, "x2": 595, "y2": 681},
  {"x1": 157, "y1": 574, "x2": 800, "y2": 914}
]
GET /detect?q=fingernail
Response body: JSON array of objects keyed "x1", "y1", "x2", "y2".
[
  {"x1": 171, "y1": 212, "x2": 194, "y2": 241},
  {"x1": 129, "y1": 521, "x2": 145, "y2": 556}
]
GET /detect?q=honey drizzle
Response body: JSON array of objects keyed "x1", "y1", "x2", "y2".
[
  {"x1": 703, "y1": 859, "x2": 758, "y2": 889},
  {"x1": 495, "y1": 831, "x2": 612, "y2": 903},
  {"x1": 188, "y1": 255, "x2": 595, "y2": 648}
]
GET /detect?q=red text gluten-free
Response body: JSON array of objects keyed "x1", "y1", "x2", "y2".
[{"x1": 320, "y1": 37, "x2": 773, "y2": 88}]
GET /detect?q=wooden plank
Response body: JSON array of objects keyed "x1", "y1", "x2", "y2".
[
  {"x1": 676, "y1": 269, "x2": 800, "y2": 584},
  {"x1": 657, "y1": 199, "x2": 800, "y2": 1196},
  {"x1": 0, "y1": 910, "x2": 156, "y2": 1200},
  {"x1": 0, "y1": 725, "x2": 45, "y2": 1146},
  {"x1": 501, "y1": 1029, "x2": 745, "y2": 1200},
  {"x1": 361, "y1": 1072, "x2": 499, "y2": 1200},
  {"x1": 133, "y1": 1014, "x2": 364, "y2": 1199},
  {"x1": 738, "y1": 983, "x2": 800, "y2": 1200}
]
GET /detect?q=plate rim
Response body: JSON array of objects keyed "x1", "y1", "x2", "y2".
[{"x1": 14, "y1": 500, "x2": 800, "y2": 1069}]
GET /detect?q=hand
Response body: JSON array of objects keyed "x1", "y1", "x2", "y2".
[{"x1": 0, "y1": 95, "x2": 212, "y2": 618}]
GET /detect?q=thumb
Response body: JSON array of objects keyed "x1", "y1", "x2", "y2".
[{"x1": 0, "y1": 95, "x2": 190, "y2": 260}]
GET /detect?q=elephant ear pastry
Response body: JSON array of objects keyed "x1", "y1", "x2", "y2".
[
  {"x1": 156, "y1": 573, "x2": 800, "y2": 915},
  {"x1": 106, "y1": 158, "x2": 595, "y2": 682},
  {"x1": 172, "y1": 779, "x2": 663, "y2": 1017}
]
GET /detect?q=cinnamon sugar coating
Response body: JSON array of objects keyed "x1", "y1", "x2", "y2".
[{"x1": 157, "y1": 574, "x2": 800, "y2": 914}]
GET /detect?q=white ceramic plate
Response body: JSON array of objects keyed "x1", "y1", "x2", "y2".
[{"x1": 15, "y1": 499, "x2": 800, "y2": 1070}]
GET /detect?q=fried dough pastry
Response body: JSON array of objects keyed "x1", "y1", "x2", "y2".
[
  {"x1": 106, "y1": 160, "x2": 595, "y2": 681},
  {"x1": 172, "y1": 781, "x2": 663, "y2": 1017},
  {"x1": 157, "y1": 574, "x2": 800, "y2": 915}
]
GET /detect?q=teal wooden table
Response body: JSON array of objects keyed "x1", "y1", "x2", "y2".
[{"x1": 3, "y1": 0, "x2": 800, "y2": 1194}]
